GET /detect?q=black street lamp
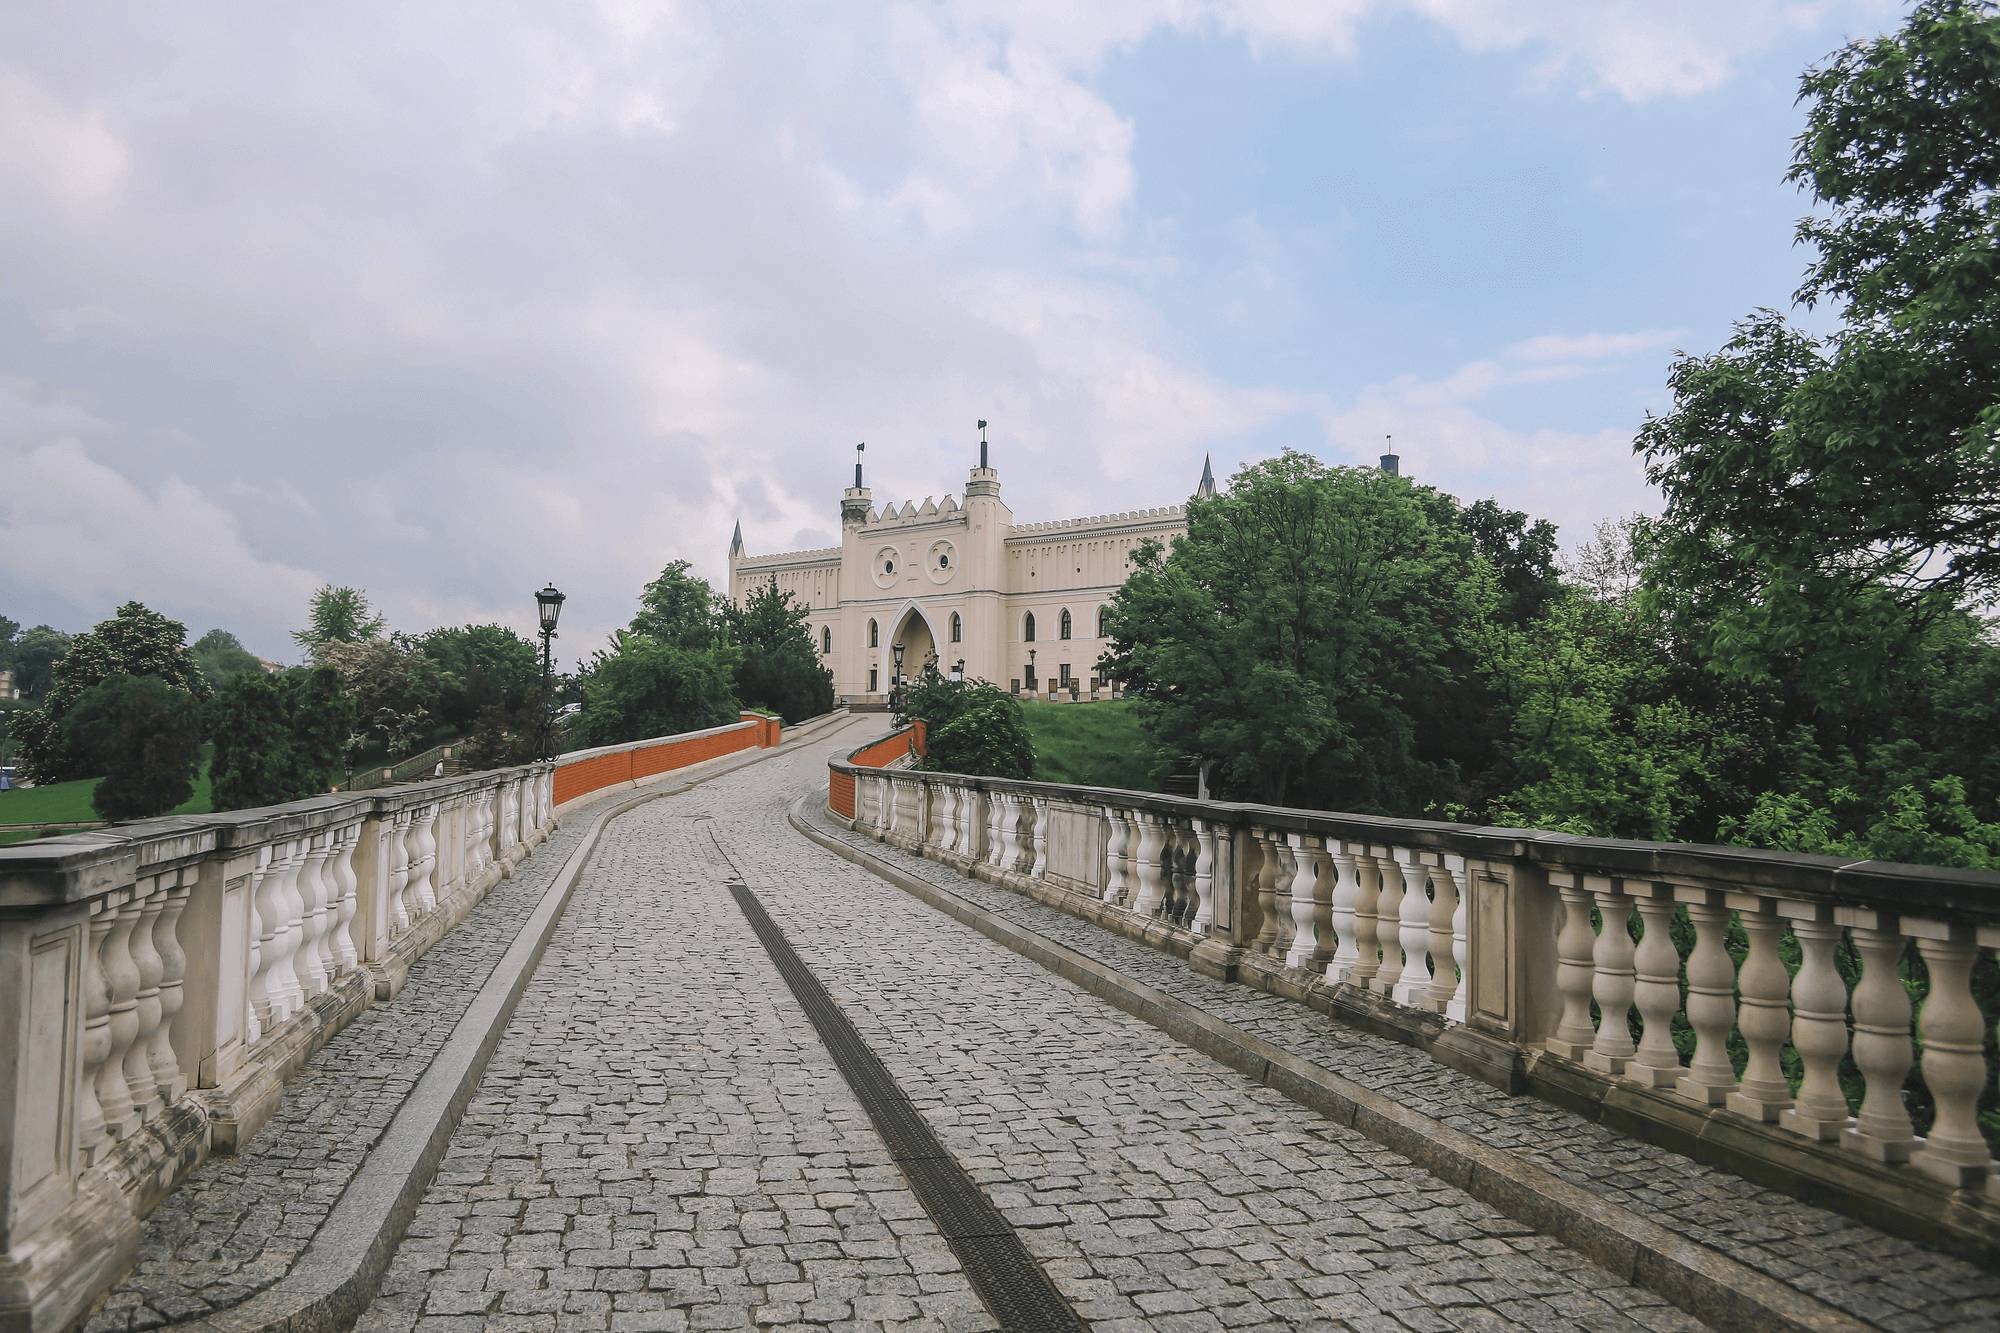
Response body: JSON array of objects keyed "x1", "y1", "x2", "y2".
[
  {"x1": 535, "y1": 583, "x2": 565, "y2": 759},
  {"x1": 1027, "y1": 646, "x2": 1037, "y2": 692},
  {"x1": 890, "y1": 640, "x2": 906, "y2": 709},
  {"x1": 951, "y1": 658, "x2": 965, "y2": 683}
]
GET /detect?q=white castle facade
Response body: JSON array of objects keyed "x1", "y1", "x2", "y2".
[{"x1": 729, "y1": 444, "x2": 1214, "y2": 703}]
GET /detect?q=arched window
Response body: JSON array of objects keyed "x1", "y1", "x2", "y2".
[
  {"x1": 868, "y1": 619, "x2": 879, "y2": 648},
  {"x1": 949, "y1": 612, "x2": 962, "y2": 643},
  {"x1": 1098, "y1": 605, "x2": 1109, "y2": 637},
  {"x1": 1058, "y1": 608, "x2": 1072, "y2": 640},
  {"x1": 1023, "y1": 612, "x2": 1037, "y2": 643},
  {"x1": 821, "y1": 626, "x2": 832, "y2": 654}
]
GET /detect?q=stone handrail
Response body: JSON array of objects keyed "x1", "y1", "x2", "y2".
[
  {"x1": 0, "y1": 761, "x2": 558, "y2": 1331},
  {"x1": 826, "y1": 752, "x2": 2000, "y2": 1258}
]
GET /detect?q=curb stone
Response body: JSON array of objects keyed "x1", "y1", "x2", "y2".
[
  {"x1": 786, "y1": 792, "x2": 1870, "y2": 1333},
  {"x1": 156, "y1": 719, "x2": 863, "y2": 1332}
]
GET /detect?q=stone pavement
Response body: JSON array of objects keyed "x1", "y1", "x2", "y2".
[
  {"x1": 359, "y1": 727, "x2": 1712, "y2": 1332},
  {"x1": 81, "y1": 781, "x2": 649, "y2": 1332},
  {"x1": 800, "y1": 805, "x2": 2000, "y2": 1333}
]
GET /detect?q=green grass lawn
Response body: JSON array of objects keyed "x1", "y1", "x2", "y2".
[
  {"x1": 0, "y1": 762, "x2": 214, "y2": 845},
  {"x1": 1018, "y1": 699, "x2": 1163, "y2": 793}
]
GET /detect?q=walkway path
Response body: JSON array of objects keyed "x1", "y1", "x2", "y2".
[{"x1": 356, "y1": 726, "x2": 1711, "y2": 1333}]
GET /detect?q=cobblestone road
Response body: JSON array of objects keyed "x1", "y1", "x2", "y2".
[{"x1": 362, "y1": 724, "x2": 1708, "y2": 1332}]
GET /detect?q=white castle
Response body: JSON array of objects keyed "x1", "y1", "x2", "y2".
[{"x1": 728, "y1": 433, "x2": 1216, "y2": 702}]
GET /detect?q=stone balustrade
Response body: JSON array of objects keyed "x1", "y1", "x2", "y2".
[
  {"x1": 0, "y1": 762, "x2": 556, "y2": 1332},
  {"x1": 829, "y1": 750, "x2": 2000, "y2": 1260}
]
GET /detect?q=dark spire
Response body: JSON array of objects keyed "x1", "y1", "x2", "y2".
[
  {"x1": 1195, "y1": 453, "x2": 1216, "y2": 499},
  {"x1": 729, "y1": 520, "x2": 744, "y2": 556}
]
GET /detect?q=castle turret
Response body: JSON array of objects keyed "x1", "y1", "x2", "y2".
[
  {"x1": 842, "y1": 442, "x2": 872, "y2": 527},
  {"x1": 1194, "y1": 453, "x2": 1216, "y2": 500}
]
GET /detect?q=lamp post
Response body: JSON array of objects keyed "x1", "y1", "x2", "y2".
[
  {"x1": 1027, "y1": 647, "x2": 1036, "y2": 694},
  {"x1": 535, "y1": 583, "x2": 565, "y2": 759},
  {"x1": 951, "y1": 658, "x2": 964, "y2": 683},
  {"x1": 890, "y1": 640, "x2": 906, "y2": 710}
]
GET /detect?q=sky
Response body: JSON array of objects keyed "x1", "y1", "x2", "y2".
[{"x1": 0, "y1": 0, "x2": 1906, "y2": 667}]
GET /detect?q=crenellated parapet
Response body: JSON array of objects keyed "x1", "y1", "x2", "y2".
[{"x1": 1006, "y1": 504, "x2": 1187, "y2": 541}]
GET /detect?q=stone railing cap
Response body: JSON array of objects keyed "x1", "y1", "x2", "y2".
[{"x1": 836, "y1": 751, "x2": 2000, "y2": 916}]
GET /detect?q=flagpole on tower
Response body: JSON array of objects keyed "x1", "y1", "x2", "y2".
[{"x1": 855, "y1": 441, "x2": 865, "y2": 489}]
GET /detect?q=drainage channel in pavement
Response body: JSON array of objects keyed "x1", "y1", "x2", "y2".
[{"x1": 723, "y1": 878, "x2": 1085, "y2": 1333}]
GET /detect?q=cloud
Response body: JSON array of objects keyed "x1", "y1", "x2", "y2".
[
  {"x1": 1507, "y1": 329, "x2": 1685, "y2": 362},
  {"x1": 0, "y1": 2, "x2": 1887, "y2": 665}
]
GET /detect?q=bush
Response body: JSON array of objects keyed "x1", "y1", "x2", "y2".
[
  {"x1": 62, "y1": 675, "x2": 204, "y2": 821},
  {"x1": 898, "y1": 675, "x2": 1034, "y2": 780},
  {"x1": 573, "y1": 633, "x2": 739, "y2": 747}
]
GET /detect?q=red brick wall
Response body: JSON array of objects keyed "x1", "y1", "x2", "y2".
[
  {"x1": 554, "y1": 714, "x2": 780, "y2": 807},
  {"x1": 827, "y1": 723, "x2": 920, "y2": 819}
]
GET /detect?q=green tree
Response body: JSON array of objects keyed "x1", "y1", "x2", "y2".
[
  {"x1": 208, "y1": 666, "x2": 354, "y2": 810},
  {"x1": 193, "y1": 629, "x2": 266, "y2": 688},
  {"x1": 11, "y1": 603, "x2": 206, "y2": 783},
  {"x1": 630, "y1": 561, "x2": 722, "y2": 650},
  {"x1": 417, "y1": 624, "x2": 541, "y2": 733},
  {"x1": 1098, "y1": 451, "x2": 1500, "y2": 810},
  {"x1": 897, "y1": 673, "x2": 1034, "y2": 780},
  {"x1": 1638, "y1": 0, "x2": 2000, "y2": 700},
  {"x1": 292, "y1": 585, "x2": 388, "y2": 658},
  {"x1": 722, "y1": 578, "x2": 834, "y2": 723},
  {"x1": 10, "y1": 626, "x2": 72, "y2": 700},
  {"x1": 1455, "y1": 498, "x2": 1560, "y2": 626},
  {"x1": 62, "y1": 675, "x2": 204, "y2": 821},
  {"x1": 318, "y1": 635, "x2": 445, "y2": 759},
  {"x1": 573, "y1": 631, "x2": 738, "y2": 747}
]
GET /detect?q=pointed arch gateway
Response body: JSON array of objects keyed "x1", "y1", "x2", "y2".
[{"x1": 886, "y1": 601, "x2": 941, "y2": 682}]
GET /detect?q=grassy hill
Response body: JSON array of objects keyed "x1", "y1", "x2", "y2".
[
  {"x1": 0, "y1": 764, "x2": 215, "y2": 846},
  {"x1": 1018, "y1": 699, "x2": 1163, "y2": 793}
]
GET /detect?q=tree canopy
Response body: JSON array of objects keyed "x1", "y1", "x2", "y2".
[
  {"x1": 1639, "y1": 0, "x2": 2000, "y2": 700},
  {"x1": 293, "y1": 585, "x2": 388, "y2": 657},
  {"x1": 722, "y1": 578, "x2": 834, "y2": 724},
  {"x1": 63, "y1": 674, "x2": 204, "y2": 821},
  {"x1": 9, "y1": 602, "x2": 206, "y2": 783}
]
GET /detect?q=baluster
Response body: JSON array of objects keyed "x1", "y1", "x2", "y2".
[
  {"x1": 1584, "y1": 878, "x2": 1637, "y2": 1074},
  {"x1": 387, "y1": 813, "x2": 412, "y2": 938},
  {"x1": 292, "y1": 833, "x2": 330, "y2": 998},
  {"x1": 412, "y1": 807, "x2": 439, "y2": 914},
  {"x1": 1190, "y1": 818, "x2": 1218, "y2": 932},
  {"x1": 984, "y1": 792, "x2": 1006, "y2": 871},
  {"x1": 243, "y1": 863, "x2": 264, "y2": 1048},
  {"x1": 1431, "y1": 857, "x2": 1467, "y2": 1020},
  {"x1": 1370, "y1": 853, "x2": 1406, "y2": 995},
  {"x1": 247, "y1": 846, "x2": 282, "y2": 1029},
  {"x1": 1172, "y1": 823, "x2": 1199, "y2": 926},
  {"x1": 1029, "y1": 796, "x2": 1050, "y2": 878},
  {"x1": 152, "y1": 875, "x2": 191, "y2": 1104},
  {"x1": 1545, "y1": 875, "x2": 1598, "y2": 1059},
  {"x1": 269, "y1": 842, "x2": 307, "y2": 1020},
  {"x1": 1323, "y1": 843, "x2": 1359, "y2": 977},
  {"x1": 1248, "y1": 830, "x2": 1281, "y2": 956},
  {"x1": 1726, "y1": 900, "x2": 1793, "y2": 1121},
  {"x1": 99, "y1": 893, "x2": 142, "y2": 1138},
  {"x1": 1344, "y1": 844, "x2": 1376, "y2": 980},
  {"x1": 1130, "y1": 813, "x2": 1165, "y2": 917},
  {"x1": 1390, "y1": 852, "x2": 1433, "y2": 1008},
  {"x1": 1627, "y1": 884, "x2": 1682, "y2": 1087},
  {"x1": 1843, "y1": 916, "x2": 1916, "y2": 1162},
  {"x1": 1675, "y1": 890, "x2": 1737, "y2": 1105},
  {"x1": 331, "y1": 825, "x2": 362, "y2": 974},
  {"x1": 1781, "y1": 909, "x2": 1853, "y2": 1141},
  {"x1": 1269, "y1": 838, "x2": 1298, "y2": 961},
  {"x1": 1909, "y1": 926, "x2": 1993, "y2": 1187},
  {"x1": 1283, "y1": 833, "x2": 1327, "y2": 970},
  {"x1": 78, "y1": 903, "x2": 115, "y2": 1158},
  {"x1": 939, "y1": 786, "x2": 958, "y2": 856},
  {"x1": 120, "y1": 889, "x2": 164, "y2": 1117}
]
